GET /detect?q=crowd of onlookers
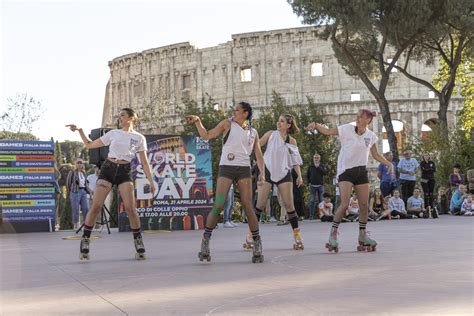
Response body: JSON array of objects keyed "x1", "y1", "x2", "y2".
[{"x1": 222, "y1": 150, "x2": 474, "y2": 227}]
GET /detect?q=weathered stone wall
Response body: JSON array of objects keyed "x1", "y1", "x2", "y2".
[{"x1": 102, "y1": 26, "x2": 461, "y2": 138}]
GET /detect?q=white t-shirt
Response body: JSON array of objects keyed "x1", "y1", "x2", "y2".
[
  {"x1": 78, "y1": 172, "x2": 86, "y2": 187},
  {"x1": 336, "y1": 124, "x2": 378, "y2": 177},
  {"x1": 87, "y1": 173, "x2": 98, "y2": 193},
  {"x1": 264, "y1": 131, "x2": 301, "y2": 182},
  {"x1": 100, "y1": 129, "x2": 147, "y2": 162},
  {"x1": 318, "y1": 201, "x2": 333, "y2": 216},
  {"x1": 220, "y1": 119, "x2": 256, "y2": 167}
]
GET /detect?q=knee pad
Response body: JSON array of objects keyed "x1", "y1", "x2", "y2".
[{"x1": 211, "y1": 193, "x2": 226, "y2": 217}]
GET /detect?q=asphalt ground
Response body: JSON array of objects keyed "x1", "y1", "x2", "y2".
[{"x1": 0, "y1": 216, "x2": 473, "y2": 315}]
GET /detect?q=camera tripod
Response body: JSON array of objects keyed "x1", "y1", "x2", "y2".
[{"x1": 75, "y1": 205, "x2": 117, "y2": 235}]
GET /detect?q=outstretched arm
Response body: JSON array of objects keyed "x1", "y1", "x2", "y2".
[
  {"x1": 185, "y1": 116, "x2": 230, "y2": 140},
  {"x1": 259, "y1": 131, "x2": 272, "y2": 147},
  {"x1": 305, "y1": 122, "x2": 338, "y2": 136},
  {"x1": 66, "y1": 124, "x2": 104, "y2": 149}
]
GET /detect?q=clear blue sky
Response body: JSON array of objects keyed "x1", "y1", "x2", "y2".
[{"x1": 1, "y1": 0, "x2": 304, "y2": 142}]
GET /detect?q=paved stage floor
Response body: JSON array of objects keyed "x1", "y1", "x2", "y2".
[{"x1": 1, "y1": 216, "x2": 473, "y2": 315}]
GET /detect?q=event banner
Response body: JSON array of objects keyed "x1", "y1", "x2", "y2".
[
  {"x1": 118, "y1": 135, "x2": 213, "y2": 231},
  {"x1": 0, "y1": 140, "x2": 56, "y2": 233}
]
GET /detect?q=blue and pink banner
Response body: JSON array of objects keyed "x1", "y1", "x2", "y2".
[{"x1": 118, "y1": 135, "x2": 213, "y2": 231}]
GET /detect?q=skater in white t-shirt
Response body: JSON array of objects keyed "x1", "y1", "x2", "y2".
[
  {"x1": 67, "y1": 108, "x2": 155, "y2": 260},
  {"x1": 306, "y1": 109, "x2": 394, "y2": 252}
]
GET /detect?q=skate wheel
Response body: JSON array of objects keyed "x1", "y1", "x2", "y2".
[
  {"x1": 135, "y1": 253, "x2": 146, "y2": 260},
  {"x1": 293, "y1": 244, "x2": 297, "y2": 250},
  {"x1": 79, "y1": 253, "x2": 89, "y2": 260},
  {"x1": 243, "y1": 243, "x2": 247, "y2": 249},
  {"x1": 300, "y1": 245, "x2": 304, "y2": 250},
  {"x1": 334, "y1": 247, "x2": 339, "y2": 253}
]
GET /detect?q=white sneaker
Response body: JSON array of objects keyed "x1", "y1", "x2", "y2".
[
  {"x1": 463, "y1": 211, "x2": 472, "y2": 216},
  {"x1": 230, "y1": 221, "x2": 239, "y2": 227},
  {"x1": 269, "y1": 217, "x2": 277, "y2": 223},
  {"x1": 223, "y1": 221, "x2": 234, "y2": 228}
]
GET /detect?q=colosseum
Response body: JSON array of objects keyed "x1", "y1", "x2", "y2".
[{"x1": 101, "y1": 26, "x2": 462, "y2": 153}]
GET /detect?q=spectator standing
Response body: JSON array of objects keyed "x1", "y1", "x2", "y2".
[
  {"x1": 398, "y1": 149, "x2": 419, "y2": 206},
  {"x1": 449, "y1": 164, "x2": 465, "y2": 190},
  {"x1": 420, "y1": 153, "x2": 436, "y2": 211},
  {"x1": 223, "y1": 184, "x2": 238, "y2": 227},
  {"x1": 378, "y1": 152, "x2": 398, "y2": 197},
  {"x1": 66, "y1": 158, "x2": 90, "y2": 230},
  {"x1": 307, "y1": 153, "x2": 327, "y2": 219}
]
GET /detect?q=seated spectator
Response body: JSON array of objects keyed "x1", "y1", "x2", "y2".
[
  {"x1": 450, "y1": 184, "x2": 468, "y2": 215},
  {"x1": 435, "y1": 186, "x2": 450, "y2": 215},
  {"x1": 387, "y1": 189, "x2": 410, "y2": 219},
  {"x1": 345, "y1": 193, "x2": 359, "y2": 221},
  {"x1": 460, "y1": 193, "x2": 473, "y2": 216},
  {"x1": 407, "y1": 188, "x2": 426, "y2": 218},
  {"x1": 449, "y1": 164, "x2": 465, "y2": 189},
  {"x1": 318, "y1": 193, "x2": 334, "y2": 222},
  {"x1": 369, "y1": 188, "x2": 388, "y2": 221}
]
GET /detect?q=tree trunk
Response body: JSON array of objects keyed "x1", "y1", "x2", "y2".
[
  {"x1": 437, "y1": 95, "x2": 449, "y2": 140},
  {"x1": 376, "y1": 97, "x2": 399, "y2": 162}
]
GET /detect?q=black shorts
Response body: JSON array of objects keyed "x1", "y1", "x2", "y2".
[
  {"x1": 338, "y1": 166, "x2": 369, "y2": 186},
  {"x1": 218, "y1": 165, "x2": 251, "y2": 181},
  {"x1": 265, "y1": 167, "x2": 292, "y2": 185},
  {"x1": 98, "y1": 159, "x2": 133, "y2": 186}
]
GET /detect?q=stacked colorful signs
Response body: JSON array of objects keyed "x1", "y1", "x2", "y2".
[
  {"x1": 118, "y1": 135, "x2": 213, "y2": 231},
  {"x1": 0, "y1": 140, "x2": 56, "y2": 233}
]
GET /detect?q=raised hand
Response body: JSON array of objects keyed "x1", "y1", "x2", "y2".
[
  {"x1": 184, "y1": 115, "x2": 200, "y2": 124},
  {"x1": 66, "y1": 124, "x2": 80, "y2": 132}
]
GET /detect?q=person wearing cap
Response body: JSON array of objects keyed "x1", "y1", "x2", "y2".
[
  {"x1": 66, "y1": 158, "x2": 90, "y2": 230},
  {"x1": 306, "y1": 109, "x2": 394, "y2": 253},
  {"x1": 398, "y1": 149, "x2": 419, "y2": 207}
]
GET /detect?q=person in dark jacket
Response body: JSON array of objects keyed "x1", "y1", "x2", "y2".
[
  {"x1": 420, "y1": 153, "x2": 436, "y2": 210},
  {"x1": 307, "y1": 153, "x2": 327, "y2": 219}
]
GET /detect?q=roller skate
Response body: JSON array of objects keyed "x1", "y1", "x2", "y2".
[
  {"x1": 325, "y1": 229, "x2": 339, "y2": 253},
  {"x1": 357, "y1": 231, "x2": 377, "y2": 252},
  {"x1": 134, "y1": 236, "x2": 146, "y2": 260},
  {"x1": 79, "y1": 236, "x2": 90, "y2": 260},
  {"x1": 242, "y1": 231, "x2": 254, "y2": 250},
  {"x1": 198, "y1": 236, "x2": 211, "y2": 262},
  {"x1": 292, "y1": 228, "x2": 304, "y2": 250},
  {"x1": 251, "y1": 237, "x2": 264, "y2": 263},
  {"x1": 429, "y1": 206, "x2": 439, "y2": 219}
]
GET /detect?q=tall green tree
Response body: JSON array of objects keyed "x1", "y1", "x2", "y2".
[
  {"x1": 0, "y1": 131, "x2": 38, "y2": 141},
  {"x1": 54, "y1": 140, "x2": 64, "y2": 165},
  {"x1": 288, "y1": 0, "x2": 443, "y2": 161},
  {"x1": 389, "y1": 1, "x2": 473, "y2": 139}
]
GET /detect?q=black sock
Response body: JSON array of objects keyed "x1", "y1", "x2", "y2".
[
  {"x1": 255, "y1": 208, "x2": 264, "y2": 221},
  {"x1": 287, "y1": 211, "x2": 298, "y2": 229},
  {"x1": 203, "y1": 226, "x2": 214, "y2": 238},
  {"x1": 251, "y1": 229, "x2": 260, "y2": 241},
  {"x1": 332, "y1": 221, "x2": 340, "y2": 230},
  {"x1": 82, "y1": 224, "x2": 93, "y2": 238},
  {"x1": 359, "y1": 222, "x2": 367, "y2": 231},
  {"x1": 132, "y1": 228, "x2": 141, "y2": 239}
]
